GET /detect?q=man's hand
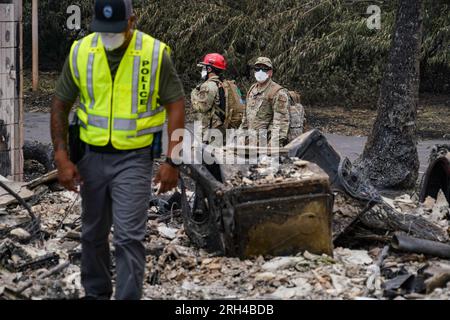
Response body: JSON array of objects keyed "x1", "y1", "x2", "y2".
[
  {"x1": 55, "y1": 152, "x2": 82, "y2": 193},
  {"x1": 154, "y1": 163, "x2": 179, "y2": 194},
  {"x1": 51, "y1": 96, "x2": 81, "y2": 192},
  {"x1": 57, "y1": 159, "x2": 82, "y2": 193}
]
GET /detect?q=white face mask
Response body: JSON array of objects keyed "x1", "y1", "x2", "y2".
[
  {"x1": 201, "y1": 70, "x2": 208, "y2": 80},
  {"x1": 255, "y1": 70, "x2": 269, "y2": 83},
  {"x1": 100, "y1": 32, "x2": 126, "y2": 51},
  {"x1": 201, "y1": 67, "x2": 208, "y2": 80}
]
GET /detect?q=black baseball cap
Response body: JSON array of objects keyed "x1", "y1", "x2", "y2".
[{"x1": 90, "y1": 0, "x2": 133, "y2": 33}]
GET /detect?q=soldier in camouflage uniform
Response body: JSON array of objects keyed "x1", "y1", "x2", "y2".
[
  {"x1": 240, "y1": 57, "x2": 291, "y2": 147},
  {"x1": 191, "y1": 53, "x2": 227, "y2": 140}
]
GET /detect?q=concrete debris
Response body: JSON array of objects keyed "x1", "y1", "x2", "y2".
[
  {"x1": 330, "y1": 274, "x2": 352, "y2": 294},
  {"x1": 0, "y1": 180, "x2": 35, "y2": 207},
  {"x1": 157, "y1": 226, "x2": 178, "y2": 240},
  {"x1": 9, "y1": 228, "x2": 31, "y2": 242},
  {"x1": 423, "y1": 196, "x2": 436, "y2": 210},
  {"x1": 254, "y1": 272, "x2": 277, "y2": 282},
  {"x1": 271, "y1": 280, "x2": 313, "y2": 299},
  {"x1": 383, "y1": 191, "x2": 450, "y2": 231},
  {"x1": 261, "y1": 257, "x2": 305, "y2": 272},
  {"x1": 338, "y1": 249, "x2": 373, "y2": 266}
]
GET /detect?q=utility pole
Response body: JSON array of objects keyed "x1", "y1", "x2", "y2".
[{"x1": 32, "y1": 0, "x2": 38, "y2": 91}]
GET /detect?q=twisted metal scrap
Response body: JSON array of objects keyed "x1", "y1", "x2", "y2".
[{"x1": 0, "y1": 181, "x2": 41, "y2": 240}]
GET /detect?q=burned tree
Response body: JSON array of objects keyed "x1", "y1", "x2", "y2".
[{"x1": 356, "y1": 0, "x2": 423, "y2": 189}]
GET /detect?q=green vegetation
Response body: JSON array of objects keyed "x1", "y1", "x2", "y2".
[{"x1": 24, "y1": 0, "x2": 449, "y2": 107}]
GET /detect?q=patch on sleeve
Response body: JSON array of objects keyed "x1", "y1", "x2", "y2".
[{"x1": 277, "y1": 92, "x2": 288, "y2": 103}]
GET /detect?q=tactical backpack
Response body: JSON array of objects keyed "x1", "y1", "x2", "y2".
[
  {"x1": 265, "y1": 83, "x2": 306, "y2": 142},
  {"x1": 212, "y1": 79, "x2": 246, "y2": 129}
]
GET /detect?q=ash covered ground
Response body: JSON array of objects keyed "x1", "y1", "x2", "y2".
[{"x1": 1, "y1": 165, "x2": 449, "y2": 300}]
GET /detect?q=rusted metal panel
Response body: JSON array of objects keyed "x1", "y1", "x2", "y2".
[
  {"x1": 180, "y1": 161, "x2": 334, "y2": 258},
  {"x1": 234, "y1": 193, "x2": 333, "y2": 257}
]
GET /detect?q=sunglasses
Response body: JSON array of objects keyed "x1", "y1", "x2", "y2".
[{"x1": 254, "y1": 67, "x2": 271, "y2": 72}]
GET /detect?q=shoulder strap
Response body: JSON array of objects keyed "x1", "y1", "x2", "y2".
[
  {"x1": 205, "y1": 78, "x2": 226, "y2": 126},
  {"x1": 209, "y1": 78, "x2": 222, "y2": 86},
  {"x1": 266, "y1": 82, "x2": 284, "y2": 103}
]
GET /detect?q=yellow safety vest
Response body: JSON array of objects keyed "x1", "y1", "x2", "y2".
[{"x1": 69, "y1": 30, "x2": 168, "y2": 150}]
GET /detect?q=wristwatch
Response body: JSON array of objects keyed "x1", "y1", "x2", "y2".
[{"x1": 165, "y1": 157, "x2": 181, "y2": 168}]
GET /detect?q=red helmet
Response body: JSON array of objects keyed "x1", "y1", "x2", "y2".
[{"x1": 199, "y1": 53, "x2": 227, "y2": 71}]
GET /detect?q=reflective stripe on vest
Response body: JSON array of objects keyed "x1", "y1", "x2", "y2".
[
  {"x1": 72, "y1": 40, "x2": 82, "y2": 82},
  {"x1": 147, "y1": 40, "x2": 161, "y2": 113},
  {"x1": 88, "y1": 114, "x2": 109, "y2": 129},
  {"x1": 87, "y1": 34, "x2": 99, "y2": 110},
  {"x1": 69, "y1": 31, "x2": 168, "y2": 150}
]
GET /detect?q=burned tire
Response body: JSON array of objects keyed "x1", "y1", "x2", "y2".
[
  {"x1": 23, "y1": 141, "x2": 54, "y2": 172},
  {"x1": 180, "y1": 180, "x2": 224, "y2": 254}
]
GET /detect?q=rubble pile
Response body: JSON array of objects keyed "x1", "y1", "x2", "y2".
[
  {"x1": 225, "y1": 157, "x2": 314, "y2": 187},
  {"x1": 0, "y1": 181, "x2": 449, "y2": 300},
  {"x1": 141, "y1": 189, "x2": 450, "y2": 300},
  {"x1": 142, "y1": 238, "x2": 450, "y2": 300},
  {"x1": 386, "y1": 190, "x2": 450, "y2": 234},
  {"x1": 0, "y1": 191, "x2": 83, "y2": 299}
]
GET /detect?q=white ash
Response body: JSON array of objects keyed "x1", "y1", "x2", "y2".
[{"x1": 225, "y1": 157, "x2": 315, "y2": 187}]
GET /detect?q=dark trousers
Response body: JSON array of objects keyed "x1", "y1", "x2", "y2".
[{"x1": 78, "y1": 147, "x2": 153, "y2": 300}]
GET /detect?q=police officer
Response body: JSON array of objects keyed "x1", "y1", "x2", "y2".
[
  {"x1": 240, "y1": 57, "x2": 290, "y2": 147},
  {"x1": 50, "y1": 0, "x2": 185, "y2": 300}
]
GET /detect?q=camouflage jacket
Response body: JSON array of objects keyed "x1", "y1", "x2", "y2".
[
  {"x1": 191, "y1": 76, "x2": 224, "y2": 130},
  {"x1": 240, "y1": 79, "x2": 290, "y2": 145}
]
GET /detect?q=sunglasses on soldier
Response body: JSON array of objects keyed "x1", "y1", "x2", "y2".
[{"x1": 254, "y1": 66, "x2": 271, "y2": 72}]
